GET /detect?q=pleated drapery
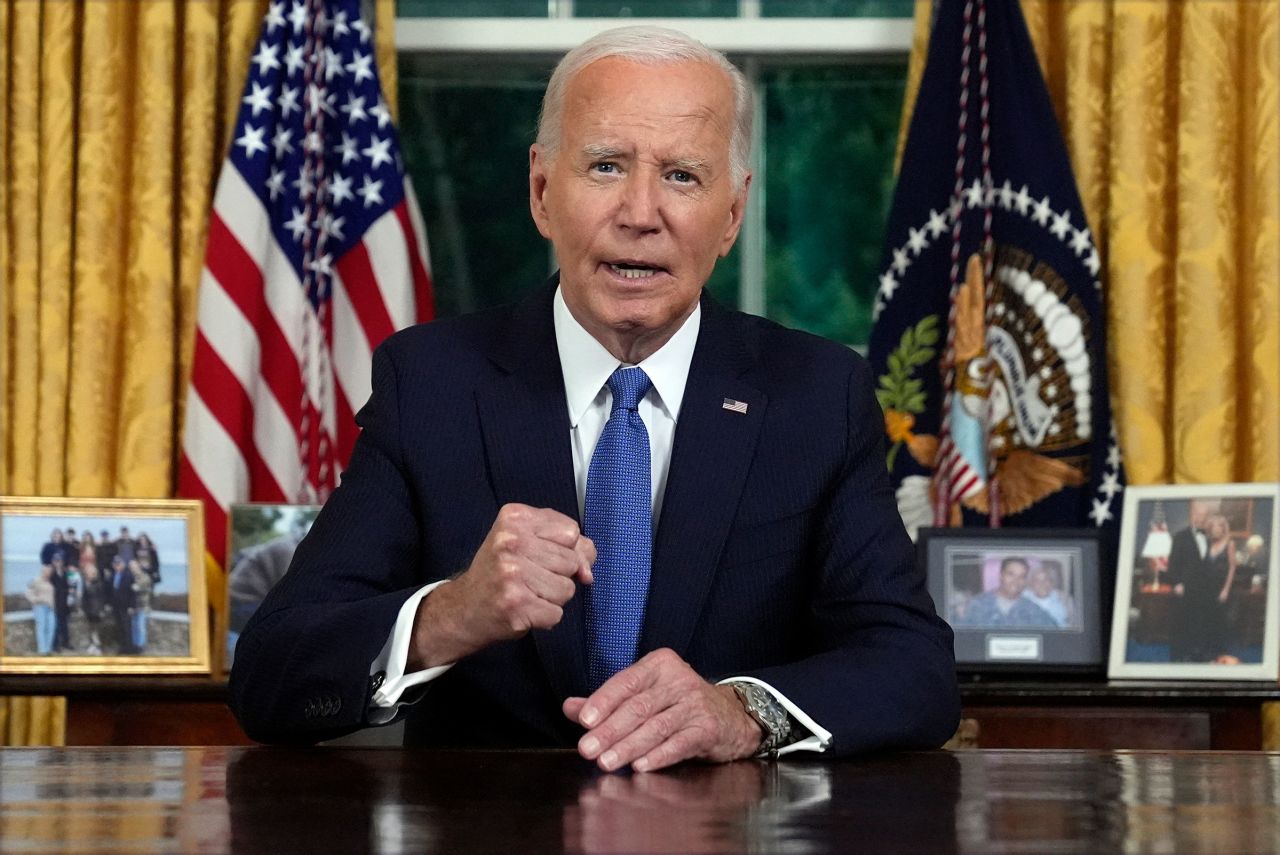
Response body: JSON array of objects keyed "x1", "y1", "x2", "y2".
[
  {"x1": 900, "y1": 0, "x2": 1280, "y2": 486},
  {"x1": 0, "y1": 0, "x2": 397, "y2": 745}
]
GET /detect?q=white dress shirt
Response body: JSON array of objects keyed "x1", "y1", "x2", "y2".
[{"x1": 368, "y1": 288, "x2": 830, "y2": 755}]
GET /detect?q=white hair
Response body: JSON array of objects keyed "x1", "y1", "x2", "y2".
[{"x1": 535, "y1": 25, "x2": 753, "y2": 189}]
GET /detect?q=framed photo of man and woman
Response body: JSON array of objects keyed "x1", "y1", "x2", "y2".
[
  {"x1": 0, "y1": 497, "x2": 210, "y2": 674},
  {"x1": 919, "y1": 527, "x2": 1106, "y2": 671},
  {"x1": 1109, "y1": 483, "x2": 1279, "y2": 680}
]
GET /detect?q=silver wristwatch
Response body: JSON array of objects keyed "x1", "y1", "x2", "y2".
[{"x1": 729, "y1": 681, "x2": 794, "y2": 756}]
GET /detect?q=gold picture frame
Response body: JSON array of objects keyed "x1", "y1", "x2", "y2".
[{"x1": 0, "y1": 496, "x2": 210, "y2": 674}]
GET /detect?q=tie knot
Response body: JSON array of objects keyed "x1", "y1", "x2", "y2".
[{"x1": 607, "y1": 367, "x2": 652, "y2": 412}]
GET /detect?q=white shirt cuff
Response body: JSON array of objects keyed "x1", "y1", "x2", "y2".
[
  {"x1": 367, "y1": 580, "x2": 455, "y2": 724},
  {"x1": 717, "y1": 675, "x2": 832, "y2": 755}
]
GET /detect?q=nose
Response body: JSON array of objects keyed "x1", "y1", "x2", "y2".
[{"x1": 615, "y1": 173, "x2": 661, "y2": 233}]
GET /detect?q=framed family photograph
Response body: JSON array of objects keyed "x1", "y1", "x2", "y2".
[
  {"x1": 919, "y1": 527, "x2": 1105, "y2": 672},
  {"x1": 0, "y1": 496, "x2": 210, "y2": 674},
  {"x1": 223, "y1": 503, "x2": 319, "y2": 674},
  {"x1": 1108, "y1": 483, "x2": 1279, "y2": 680}
]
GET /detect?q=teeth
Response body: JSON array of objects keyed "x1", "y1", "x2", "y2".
[{"x1": 610, "y1": 264, "x2": 657, "y2": 279}]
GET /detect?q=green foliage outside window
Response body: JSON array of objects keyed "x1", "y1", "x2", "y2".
[{"x1": 762, "y1": 63, "x2": 906, "y2": 345}]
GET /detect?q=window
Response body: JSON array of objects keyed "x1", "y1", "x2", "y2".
[{"x1": 395, "y1": 4, "x2": 911, "y2": 347}]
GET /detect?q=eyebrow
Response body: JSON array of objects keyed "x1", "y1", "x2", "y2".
[
  {"x1": 582, "y1": 143, "x2": 624, "y2": 160},
  {"x1": 667, "y1": 157, "x2": 712, "y2": 174},
  {"x1": 580, "y1": 144, "x2": 712, "y2": 174}
]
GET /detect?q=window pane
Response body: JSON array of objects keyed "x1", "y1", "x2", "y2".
[
  {"x1": 761, "y1": 0, "x2": 914, "y2": 15},
  {"x1": 397, "y1": 0, "x2": 549, "y2": 17},
  {"x1": 397, "y1": 57, "x2": 554, "y2": 316},
  {"x1": 706, "y1": 241, "x2": 741, "y2": 309},
  {"x1": 573, "y1": 0, "x2": 737, "y2": 16},
  {"x1": 762, "y1": 63, "x2": 906, "y2": 346}
]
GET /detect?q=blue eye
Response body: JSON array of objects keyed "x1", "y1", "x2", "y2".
[
  {"x1": 669, "y1": 170, "x2": 694, "y2": 183},
  {"x1": 592, "y1": 162, "x2": 618, "y2": 174}
]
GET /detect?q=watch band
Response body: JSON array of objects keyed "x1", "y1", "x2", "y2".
[{"x1": 729, "y1": 680, "x2": 794, "y2": 756}]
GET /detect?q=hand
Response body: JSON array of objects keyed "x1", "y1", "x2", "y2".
[
  {"x1": 1219, "y1": 590, "x2": 1229, "y2": 603},
  {"x1": 563, "y1": 648, "x2": 763, "y2": 773},
  {"x1": 1173, "y1": 583, "x2": 1185, "y2": 596},
  {"x1": 407, "y1": 504, "x2": 595, "y2": 669}
]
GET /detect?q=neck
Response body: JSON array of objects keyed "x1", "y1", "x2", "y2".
[{"x1": 566, "y1": 303, "x2": 695, "y2": 365}]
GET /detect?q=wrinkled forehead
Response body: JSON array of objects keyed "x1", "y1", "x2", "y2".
[{"x1": 564, "y1": 57, "x2": 734, "y2": 135}]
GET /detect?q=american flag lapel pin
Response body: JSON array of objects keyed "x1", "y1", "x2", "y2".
[{"x1": 721, "y1": 398, "x2": 748, "y2": 414}]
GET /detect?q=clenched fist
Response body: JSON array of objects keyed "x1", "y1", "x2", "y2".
[{"x1": 407, "y1": 504, "x2": 595, "y2": 670}]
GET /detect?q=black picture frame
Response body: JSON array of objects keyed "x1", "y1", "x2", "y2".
[
  {"x1": 918, "y1": 527, "x2": 1106, "y2": 674},
  {"x1": 221, "y1": 502, "x2": 320, "y2": 675}
]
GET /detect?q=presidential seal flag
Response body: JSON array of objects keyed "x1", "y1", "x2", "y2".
[
  {"x1": 179, "y1": 0, "x2": 433, "y2": 568},
  {"x1": 868, "y1": 0, "x2": 1123, "y2": 538}
]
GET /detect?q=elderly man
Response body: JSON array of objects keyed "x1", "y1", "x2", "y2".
[
  {"x1": 230, "y1": 25, "x2": 958, "y2": 770},
  {"x1": 1167, "y1": 499, "x2": 1220, "y2": 661}
]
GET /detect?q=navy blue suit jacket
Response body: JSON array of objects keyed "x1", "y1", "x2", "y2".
[{"x1": 229, "y1": 282, "x2": 959, "y2": 755}]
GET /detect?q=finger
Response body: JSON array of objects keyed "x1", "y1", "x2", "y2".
[
  {"x1": 577, "y1": 656, "x2": 663, "y2": 729},
  {"x1": 522, "y1": 566, "x2": 578, "y2": 605},
  {"x1": 593, "y1": 708, "x2": 684, "y2": 772},
  {"x1": 574, "y1": 537, "x2": 596, "y2": 585},
  {"x1": 529, "y1": 508, "x2": 584, "y2": 548},
  {"x1": 563, "y1": 696, "x2": 587, "y2": 722},
  {"x1": 510, "y1": 534, "x2": 594, "y2": 582},
  {"x1": 579, "y1": 684, "x2": 676, "y2": 762},
  {"x1": 632, "y1": 728, "x2": 705, "y2": 773}
]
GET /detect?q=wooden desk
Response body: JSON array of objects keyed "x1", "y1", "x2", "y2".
[
  {"x1": 2, "y1": 747, "x2": 1280, "y2": 853},
  {"x1": 8, "y1": 676, "x2": 1280, "y2": 749},
  {"x1": 961, "y1": 679, "x2": 1280, "y2": 749}
]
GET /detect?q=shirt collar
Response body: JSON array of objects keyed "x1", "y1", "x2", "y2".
[{"x1": 553, "y1": 286, "x2": 700, "y2": 428}]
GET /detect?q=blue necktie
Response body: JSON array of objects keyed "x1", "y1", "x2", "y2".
[{"x1": 584, "y1": 366, "x2": 653, "y2": 689}]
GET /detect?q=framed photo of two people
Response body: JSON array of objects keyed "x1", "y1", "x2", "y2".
[
  {"x1": 1109, "y1": 483, "x2": 1278, "y2": 680},
  {"x1": 920, "y1": 527, "x2": 1106, "y2": 672},
  {"x1": 0, "y1": 497, "x2": 209, "y2": 674}
]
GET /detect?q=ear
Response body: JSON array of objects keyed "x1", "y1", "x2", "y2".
[
  {"x1": 529, "y1": 145, "x2": 553, "y2": 240},
  {"x1": 718, "y1": 172, "x2": 752, "y2": 257}
]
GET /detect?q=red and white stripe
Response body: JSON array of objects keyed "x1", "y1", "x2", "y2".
[
  {"x1": 180, "y1": 165, "x2": 431, "y2": 567},
  {"x1": 934, "y1": 435, "x2": 985, "y2": 507}
]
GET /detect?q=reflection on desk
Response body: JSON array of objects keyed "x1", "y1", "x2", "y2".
[{"x1": 1, "y1": 748, "x2": 1279, "y2": 853}]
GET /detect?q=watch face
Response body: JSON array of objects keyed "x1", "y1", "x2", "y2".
[{"x1": 734, "y1": 683, "x2": 791, "y2": 749}]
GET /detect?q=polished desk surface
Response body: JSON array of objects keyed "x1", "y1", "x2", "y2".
[{"x1": 3, "y1": 748, "x2": 1280, "y2": 854}]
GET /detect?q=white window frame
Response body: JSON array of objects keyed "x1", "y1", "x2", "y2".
[
  {"x1": 395, "y1": 17, "x2": 912, "y2": 56},
  {"x1": 395, "y1": 13, "x2": 912, "y2": 321}
]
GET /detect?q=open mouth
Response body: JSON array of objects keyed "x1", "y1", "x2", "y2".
[{"x1": 607, "y1": 262, "x2": 667, "y2": 280}]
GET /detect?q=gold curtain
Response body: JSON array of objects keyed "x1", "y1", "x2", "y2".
[
  {"x1": 0, "y1": 0, "x2": 399, "y2": 745},
  {"x1": 900, "y1": 0, "x2": 1280, "y2": 486}
]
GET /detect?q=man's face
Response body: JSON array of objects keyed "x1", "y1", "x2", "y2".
[
  {"x1": 1189, "y1": 501, "x2": 1213, "y2": 528},
  {"x1": 1029, "y1": 568, "x2": 1053, "y2": 598},
  {"x1": 529, "y1": 57, "x2": 749, "y2": 361},
  {"x1": 998, "y1": 561, "x2": 1029, "y2": 599}
]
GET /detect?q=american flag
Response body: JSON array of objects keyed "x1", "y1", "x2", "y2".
[{"x1": 179, "y1": 0, "x2": 432, "y2": 567}]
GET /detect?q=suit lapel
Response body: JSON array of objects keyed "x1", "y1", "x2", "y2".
[
  {"x1": 643, "y1": 299, "x2": 766, "y2": 657},
  {"x1": 474, "y1": 284, "x2": 590, "y2": 699}
]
